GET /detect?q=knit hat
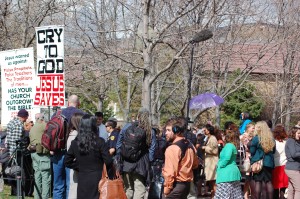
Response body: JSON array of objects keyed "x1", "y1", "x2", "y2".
[{"x1": 17, "y1": 109, "x2": 29, "y2": 118}]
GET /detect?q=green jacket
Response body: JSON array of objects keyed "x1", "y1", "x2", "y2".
[
  {"x1": 250, "y1": 135, "x2": 275, "y2": 168},
  {"x1": 216, "y1": 143, "x2": 241, "y2": 183},
  {"x1": 29, "y1": 121, "x2": 49, "y2": 154}
]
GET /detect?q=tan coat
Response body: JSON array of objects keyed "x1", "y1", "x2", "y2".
[{"x1": 204, "y1": 135, "x2": 219, "y2": 181}]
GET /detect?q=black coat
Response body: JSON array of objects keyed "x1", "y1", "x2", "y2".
[
  {"x1": 64, "y1": 137, "x2": 112, "y2": 199},
  {"x1": 123, "y1": 152, "x2": 150, "y2": 176}
]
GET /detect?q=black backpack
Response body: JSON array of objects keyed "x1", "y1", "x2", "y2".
[
  {"x1": 172, "y1": 138, "x2": 194, "y2": 161},
  {"x1": 121, "y1": 122, "x2": 147, "y2": 162},
  {"x1": 173, "y1": 139, "x2": 200, "y2": 182}
]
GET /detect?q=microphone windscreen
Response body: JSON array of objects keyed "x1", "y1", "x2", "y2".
[{"x1": 190, "y1": 29, "x2": 213, "y2": 44}]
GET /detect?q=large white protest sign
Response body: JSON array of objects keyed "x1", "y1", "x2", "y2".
[
  {"x1": 0, "y1": 47, "x2": 37, "y2": 126},
  {"x1": 34, "y1": 25, "x2": 65, "y2": 107}
]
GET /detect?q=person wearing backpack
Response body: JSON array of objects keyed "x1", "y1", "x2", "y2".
[
  {"x1": 51, "y1": 94, "x2": 85, "y2": 199},
  {"x1": 162, "y1": 117, "x2": 199, "y2": 199},
  {"x1": 120, "y1": 108, "x2": 156, "y2": 199}
]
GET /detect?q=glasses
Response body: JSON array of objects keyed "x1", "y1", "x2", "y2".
[{"x1": 105, "y1": 125, "x2": 110, "y2": 128}]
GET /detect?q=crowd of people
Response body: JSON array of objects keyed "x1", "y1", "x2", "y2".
[{"x1": 1, "y1": 96, "x2": 300, "y2": 199}]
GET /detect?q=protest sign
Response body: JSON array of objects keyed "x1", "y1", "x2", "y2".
[
  {"x1": 34, "y1": 25, "x2": 65, "y2": 107},
  {"x1": 0, "y1": 47, "x2": 37, "y2": 126}
]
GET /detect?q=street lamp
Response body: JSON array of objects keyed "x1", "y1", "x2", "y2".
[{"x1": 186, "y1": 29, "x2": 213, "y2": 120}]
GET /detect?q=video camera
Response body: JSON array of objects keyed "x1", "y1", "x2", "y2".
[{"x1": 15, "y1": 136, "x2": 30, "y2": 155}]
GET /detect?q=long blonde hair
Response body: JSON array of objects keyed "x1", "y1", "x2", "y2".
[{"x1": 255, "y1": 121, "x2": 275, "y2": 153}]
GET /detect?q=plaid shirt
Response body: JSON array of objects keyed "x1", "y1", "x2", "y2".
[{"x1": 6, "y1": 117, "x2": 24, "y2": 156}]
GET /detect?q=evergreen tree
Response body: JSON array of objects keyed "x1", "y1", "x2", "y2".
[{"x1": 221, "y1": 83, "x2": 264, "y2": 128}]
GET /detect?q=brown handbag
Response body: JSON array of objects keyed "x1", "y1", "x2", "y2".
[
  {"x1": 251, "y1": 159, "x2": 263, "y2": 173},
  {"x1": 98, "y1": 164, "x2": 127, "y2": 199}
]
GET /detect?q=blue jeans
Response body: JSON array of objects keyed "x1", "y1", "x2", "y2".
[{"x1": 52, "y1": 151, "x2": 70, "y2": 199}]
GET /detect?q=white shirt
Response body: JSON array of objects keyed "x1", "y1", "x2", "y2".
[
  {"x1": 274, "y1": 140, "x2": 287, "y2": 167},
  {"x1": 98, "y1": 124, "x2": 108, "y2": 140},
  {"x1": 67, "y1": 130, "x2": 78, "y2": 150}
]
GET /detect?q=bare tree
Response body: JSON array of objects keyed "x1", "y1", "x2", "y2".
[
  {"x1": 268, "y1": 0, "x2": 300, "y2": 128},
  {"x1": 185, "y1": 0, "x2": 288, "y2": 125}
]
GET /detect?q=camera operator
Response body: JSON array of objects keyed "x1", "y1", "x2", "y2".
[
  {"x1": 6, "y1": 109, "x2": 29, "y2": 157},
  {"x1": 6, "y1": 109, "x2": 29, "y2": 196}
]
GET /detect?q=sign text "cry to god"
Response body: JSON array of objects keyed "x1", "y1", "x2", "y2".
[{"x1": 37, "y1": 28, "x2": 64, "y2": 74}]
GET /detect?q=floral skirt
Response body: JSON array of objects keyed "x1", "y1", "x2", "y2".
[{"x1": 214, "y1": 181, "x2": 243, "y2": 199}]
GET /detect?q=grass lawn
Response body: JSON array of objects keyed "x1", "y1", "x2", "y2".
[{"x1": 0, "y1": 184, "x2": 32, "y2": 199}]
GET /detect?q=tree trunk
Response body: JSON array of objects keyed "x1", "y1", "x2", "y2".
[
  {"x1": 21, "y1": 0, "x2": 29, "y2": 48},
  {"x1": 284, "y1": 76, "x2": 293, "y2": 129},
  {"x1": 215, "y1": 106, "x2": 221, "y2": 128},
  {"x1": 124, "y1": 109, "x2": 129, "y2": 122},
  {"x1": 125, "y1": 72, "x2": 133, "y2": 122},
  {"x1": 98, "y1": 94, "x2": 105, "y2": 112},
  {"x1": 151, "y1": 78, "x2": 161, "y2": 125},
  {"x1": 142, "y1": 70, "x2": 151, "y2": 111},
  {"x1": 141, "y1": 0, "x2": 152, "y2": 117}
]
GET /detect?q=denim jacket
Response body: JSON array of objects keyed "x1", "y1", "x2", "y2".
[{"x1": 116, "y1": 123, "x2": 157, "y2": 162}]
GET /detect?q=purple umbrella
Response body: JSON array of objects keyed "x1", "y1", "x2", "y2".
[{"x1": 189, "y1": 92, "x2": 224, "y2": 110}]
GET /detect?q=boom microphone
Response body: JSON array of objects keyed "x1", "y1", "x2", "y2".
[{"x1": 190, "y1": 29, "x2": 213, "y2": 44}]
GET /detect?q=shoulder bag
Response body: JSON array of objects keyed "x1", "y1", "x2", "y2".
[
  {"x1": 251, "y1": 154, "x2": 264, "y2": 173},
  {"x1": 241, "y1": 159, "x2": 251, "y2": 173},
  {"x1": 98, "y1": 164, "x2": 127, "y2": 199},
  {"x1": 239, "y1": 145, "x2": 251, "y2": 173},
  {"x1": 251, "y1": 159, "x2": 263, "y2": 173},
  {"x1": 251, "y1": 139, "x2": 264, "y2": 173},
  {"x1": 4, "y1": 157, "x2": 21, "y2": 177}
]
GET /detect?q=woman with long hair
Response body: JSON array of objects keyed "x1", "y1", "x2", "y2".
[
  {"x1": 272, "y1": 124, "x2": 288, "y2": 199},
  {"x1": 250, "y1": 121, "x2": 275, "y2": 199},
  {"x1": 64, "y1": 114, "x2": 112, "y2": 199},
  {"x1": 215, "y1": 124, "x2": 243, "y2": 199},
  {"x1": 66, "y1": 113, "x2": 84, "y2": 199},
  {"x1": 285, "y1": 125, "x2": 300, "y2": 199}
]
